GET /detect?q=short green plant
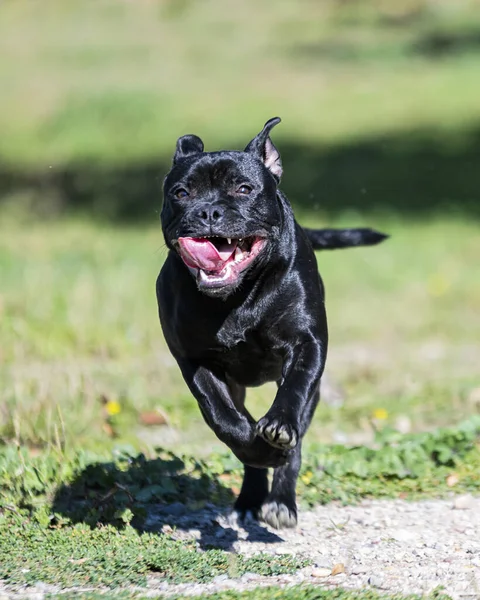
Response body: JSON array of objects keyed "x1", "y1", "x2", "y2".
[
  {"x1": 1, "y1": 417, "x2": 479, "y2": 527},
  {"x1": 299, "y1": 416, "x2": 480, "y2": 506},
  {"x1": 43, "y1": 587, "x2": 453, "y2": 600},
  {"x1": 0, "y1": 518, "x2": 306, "y2": 588},
  {"x1": 166, "y1": 587, "x2": 453, "y2": 600}
]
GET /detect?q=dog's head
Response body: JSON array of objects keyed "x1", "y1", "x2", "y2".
[{"x1": 162, "y1": 117, "x2": 285, "y2": 298}]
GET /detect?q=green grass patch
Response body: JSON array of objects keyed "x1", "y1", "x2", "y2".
[
  {"x1": 165, "y1": 588, "x2": 452, "y2": 600},
  {"x1": 1, "y1": 0, "x2": 480, "y2": 221},
  {"x1": 43, "y1": 587, "x2": 453, "y2": 600},
  {"x1": 0, "y1": 519, "x2": 305, "y2": 588},
  {"x1": 299, "y1": 416, "x2": 480, "y2": 506},
  {"x1": 2, "y1": 0, "x2": 480, "y2": 165},
  {"x1": 1, "y1": 417, "x2": 479, "y2": 531},
  {"x1": 0, "y1": 445, "x2": 239, "y2": 527}
]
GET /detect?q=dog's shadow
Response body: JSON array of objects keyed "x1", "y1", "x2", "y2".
[{"x1": 51, "y1": 450, "x2": 283, "y2": 550}]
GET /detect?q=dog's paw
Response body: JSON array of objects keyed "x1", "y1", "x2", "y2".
[
  {"x1": 256, "y1": 417, "x2": 298, "y2": 449},
  {"x1": 218, "y1": 509, "x2": 256, "y2": 530},
  {"x1": 260, "y1": 500, "x2": 298, "y2": 529}
]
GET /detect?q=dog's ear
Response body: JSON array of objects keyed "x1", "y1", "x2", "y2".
[
  {"x1": 244, "y1": 117, "x2": 282, "y2": 180},
  {"x1": 173, "y1": 134, "x2": 204, "y2": 164}
]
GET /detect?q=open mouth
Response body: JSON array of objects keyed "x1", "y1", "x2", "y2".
[{"x1": 176, "y1": 235, "x2": 265, "y2": 288}]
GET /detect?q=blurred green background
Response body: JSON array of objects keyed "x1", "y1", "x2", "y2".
[{"x1": 1, "y1": 0, "x2": 479, "y2": 455}]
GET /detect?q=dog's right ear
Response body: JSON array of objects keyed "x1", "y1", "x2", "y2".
[{"x1": 173, "y1": 134, "x2": 204, "y2": 164}]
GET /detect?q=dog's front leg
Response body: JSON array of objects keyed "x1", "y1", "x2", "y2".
[
  {"x1": 177, "y1": 359, "x2": 290, "y2": 468},
  {"x1": 256, "y1": 339, "x2": 325, "y2": 450}
]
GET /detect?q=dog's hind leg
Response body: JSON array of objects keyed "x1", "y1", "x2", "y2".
[
  {"x1": 234, "y1": 464, "x2": 269, "y2": 519},
  {"x1": 228, "y1": 380, "x2": 270, "y2": 519},
  {"x1": 260, "y1": 440, "x2": 302, "y2": 529}
]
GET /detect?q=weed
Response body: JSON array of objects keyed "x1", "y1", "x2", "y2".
[{"x1": 0, "y1": 519, "x2": 306, "y2": 588}]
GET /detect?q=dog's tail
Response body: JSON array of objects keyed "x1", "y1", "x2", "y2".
[{"x1": 303, "y1": 227, "x2": 388, "y2": 251}]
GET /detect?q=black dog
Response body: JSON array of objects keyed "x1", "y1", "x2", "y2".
[{"x1": 157, "y1": 118, "x2": 387, "y2": 529}]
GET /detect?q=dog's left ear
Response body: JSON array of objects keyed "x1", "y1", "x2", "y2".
[
  {"x1": 244, "y1": 117, "x2": 282, "y2": 181},
  {"x1": 173, "y1": 134, "x2": 204, "y2": 164}
]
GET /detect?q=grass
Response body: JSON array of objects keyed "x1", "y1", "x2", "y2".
[
  {"x1": 0, "y1": 519, "x2": 305, "y2": 588},
  {"x1": 42, "y1": 589, "x2": 453, "y2": 600},
  {"x1": 164, "y1": 589, "x2": 452, "y2": 600},
  {"x1": 0, "y1": 218, "x2": 479, "y2": 452},
  {"x1": 2, "y1": 418, "x2": 479, "y2": 522},
  {"x1": 1, "y1": 0, "x2": 480, "y2": 166}
]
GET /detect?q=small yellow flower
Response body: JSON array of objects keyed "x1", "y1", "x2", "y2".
[
  {"x1": 428, "y1": 274, "x2": 450, "y2": 297},
  {"x1": 372, "y1": 408, "x2": 388, "y2": 420},
  {"x1": 301, "y1": 470, "x2": 313, "y2": 485},
  {"x1": 105, "y1": 400, "x2": 121, "y2": 416}
]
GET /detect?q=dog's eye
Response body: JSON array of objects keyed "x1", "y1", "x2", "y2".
[
  {"x1": 237, "y1": 185, "x2": 252, "y2": 195},
  {"x1": 175, "y1": 188, "x2": 189, "y2": 199}
]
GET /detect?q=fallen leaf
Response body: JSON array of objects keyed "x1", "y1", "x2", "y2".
[
  {"x1": 331, "y1": 563, "x2": 345, "y2": 575},
  {"x1": 139, "y1": 409, "x2": 169, "y2": 426},
  {"x1": 102, "y1": 422, "x2": 115, "y2": 437}
]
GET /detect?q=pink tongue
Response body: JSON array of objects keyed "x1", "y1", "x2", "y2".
[{"x1": 178, "y1": 237, "x2": 236, "y2": 271}]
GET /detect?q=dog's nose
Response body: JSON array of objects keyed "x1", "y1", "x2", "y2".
[{"x1": 197, "y1": 204, "x2": 224, "y2": 225}]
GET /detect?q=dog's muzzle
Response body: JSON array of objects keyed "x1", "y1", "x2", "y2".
[{"x1": 175, "y1": 235, "x2": 265, "y2": 289}]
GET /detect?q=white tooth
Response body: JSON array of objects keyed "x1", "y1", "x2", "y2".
[{"x1": 227, "y1": 238, "x2": 231, "y2": 245}]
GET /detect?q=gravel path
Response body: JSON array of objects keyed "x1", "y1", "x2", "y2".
[
  {"x1": 2, "y1": 495, "x2": 479, "y2": 599},
  {"x1": 146, "y1": 495, "x2": 480, "y2": 599}
]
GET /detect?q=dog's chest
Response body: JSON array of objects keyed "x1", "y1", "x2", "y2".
[
  {"x1": 215, "y1": 311, "x2": 253, "y2": 348},
  {"x1": 214, "y1": 315, "x2": 284, "y2": 386}
]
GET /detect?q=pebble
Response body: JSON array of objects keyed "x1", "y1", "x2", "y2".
[
  {"x1": 368, "y1": 574, "x2": 386, "y2": 589},
  {"x1": 391, "y1": 529, "x2": 417, "y2": 542},
  {"x1": 240, "y1": 572, "x2": 261, "y2": 582},
  {"x1": 453, "y1": 494, "x2": 475, "y2": 510},
  {"x1": 311, "y1": 567, "x2": 332, "y2": 578}
]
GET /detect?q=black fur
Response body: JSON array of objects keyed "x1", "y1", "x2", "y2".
[
  {"x1": 304, "y1": 227, "x2": 388, "y2": 250},
  {"x1": 156, "y1": 117, "x2": 388, "y2": 528}
]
